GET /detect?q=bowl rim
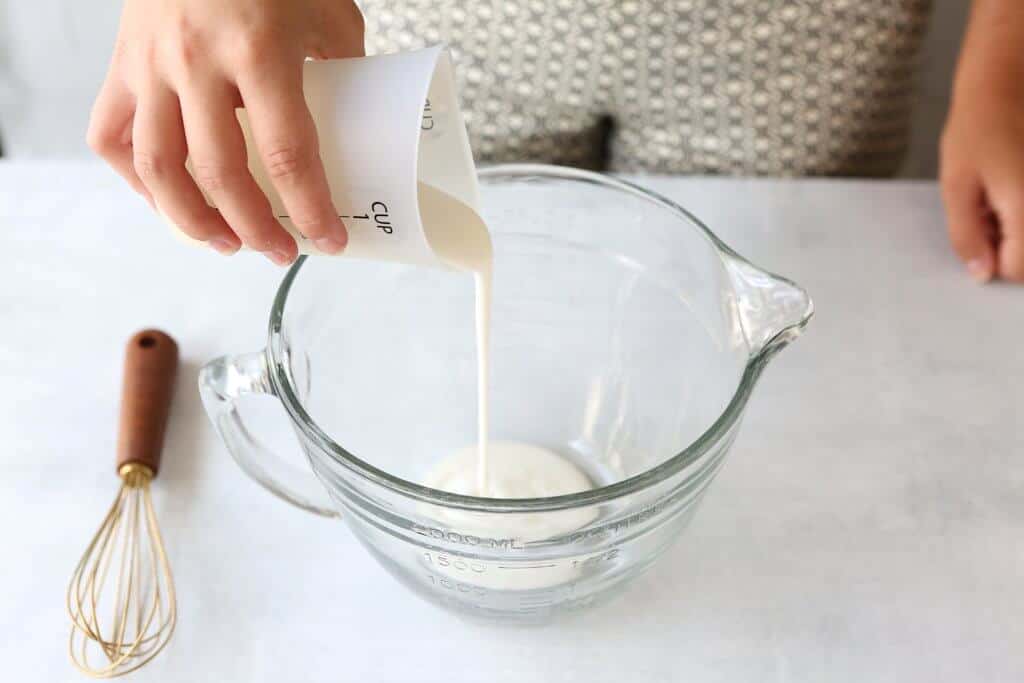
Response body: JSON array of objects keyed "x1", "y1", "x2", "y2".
[{"x1": 265, "y1": 163, "x2": 805, "y2": 512}]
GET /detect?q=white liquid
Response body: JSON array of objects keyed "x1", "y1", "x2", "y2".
[
  {"x1": 419, "y1": 184, "x2": 494, "y2": 493},
  {"x1": 426, "y1": 441, "x2": 592, "y2": 500},
  {"x1": 422, "y1": 442, "x2": 598, "y2": 591},
  {"x1": 423, "y1": 441, "x2": 595, "y2": 538},
  {"x1": 473, "y1": 270, "x2": 490, "y2": 493},
  {"x1": 418, "y1": 185, "x2": 592, "y2": 503}
]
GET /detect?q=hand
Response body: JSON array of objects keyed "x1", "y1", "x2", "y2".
[
  {"x1": 940, "y1": 0, "x2": 1024, "y2": 283},
  {"x1": 88, "y1": 0, "x2": 364, "y2": 265}
]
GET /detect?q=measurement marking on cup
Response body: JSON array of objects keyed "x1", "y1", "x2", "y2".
[
  {"x1": 278, "y1": 213, "x2": 371, "y2": 221},
  {"x1": 422, "y1": 98, "x2": 434, "y2": 130},
  {"x1": 497, "y1": 564, "x2": 557, "y2": 570},
  {"x1": 278, "y1": 205, "x2": 392, "y2": 235}
]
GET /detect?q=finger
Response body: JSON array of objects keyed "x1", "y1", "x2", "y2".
[
  {"x1": 236, "y1": 57, "x2": 347, "y2": 254},
  {"x1": 997, "y1": 220, "x2": 1024, "y2": 282},
  {"x1": 309, "y1": 1, "x2": 366, "y2": 59},
  {"x1": 178, "y1": 81, "x2": 297, "y2": 265},
  {"x1": 132, "y1": 84, "x2": 241, "y2": 254},
  {"x1": 940, "y1": 168, "x2": 997, "y2": 283},
  {"x1": 987, "y1": 180, "x2": 1024, "y2": 282},
  {"x1": 87, "y1": 76, "x2": 153, "y2": 206}
]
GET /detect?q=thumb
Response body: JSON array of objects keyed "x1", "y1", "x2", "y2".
[
  {"x1": 941, "y1": 169, "x2": 998, "y2": 283},
  {"x1": 310, "y1": 1, "x2": 366, "y2": 60},
  {"x1": 988, "y1": 185, "x2": 1024, "y2": 282}
]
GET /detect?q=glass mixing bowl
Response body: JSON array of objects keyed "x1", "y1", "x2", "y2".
[{"x1": 200, "y1": 164, "x2": 813, "y2": 622}]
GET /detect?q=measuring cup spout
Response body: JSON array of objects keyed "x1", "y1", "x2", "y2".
[{"x1": 724, "y1": 256, "x2": 814, "y2": 360}]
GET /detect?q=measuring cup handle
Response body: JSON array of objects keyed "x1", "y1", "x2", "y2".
[{"x1": 198, "y1": 351, "x2": 339, "y2": 518}]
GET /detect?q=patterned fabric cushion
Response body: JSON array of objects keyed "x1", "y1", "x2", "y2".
[{"x1": 362, "y1": 0, "x2": 933, "y2": 176}]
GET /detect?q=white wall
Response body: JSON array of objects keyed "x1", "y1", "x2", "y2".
[
  {"x1": 0, "y1": 1, "x2": 969, "y2": 177},
  {"x1": 0, "y1": 0, "x2": 120, "y2": 157}
]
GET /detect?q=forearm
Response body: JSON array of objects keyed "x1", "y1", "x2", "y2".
[
  {"x1": 941, "y1": 0, "x2": 1024, "y2": 283},
  {"x1": 953, "y1": 0, "x2": 1024, "y2": 100}
]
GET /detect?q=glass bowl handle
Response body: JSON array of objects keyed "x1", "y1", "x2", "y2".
[{"x1": 198, "y1": 351, "x2": 339, "y2": 518}]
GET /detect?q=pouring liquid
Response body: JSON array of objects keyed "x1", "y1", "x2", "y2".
[{"x1": 417, "y1": 184, "x2": 593, "y2": 500}]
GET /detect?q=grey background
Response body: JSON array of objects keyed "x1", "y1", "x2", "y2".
[{"x1": 0, "y1": 1, "x2": 969, "y2": 176}]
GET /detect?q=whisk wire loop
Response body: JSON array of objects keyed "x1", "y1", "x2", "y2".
[{"x1": 67, "y1": 465, "x2": 176, "y2": 678}]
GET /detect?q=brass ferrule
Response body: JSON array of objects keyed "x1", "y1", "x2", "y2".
[{"x1": 118, "y1": 462, "x2": 154, "y2": 486}]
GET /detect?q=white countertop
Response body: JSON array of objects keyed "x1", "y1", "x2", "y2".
[{"x1": 2, "y1": 161, "x2": 1021, "y2": 682}]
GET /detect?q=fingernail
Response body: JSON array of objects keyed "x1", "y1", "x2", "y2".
[
  {"x1": 208, "y1": 239, "x2": 239, "y2": 255},
  {"x1": 313, "y1": 236, "x2": 345, "y2": 254},
  {"x1": 264, "y1": 250, "x2": 294, "y2": 267},
  {"x1": 967, "y1": 258, "x2": 993, "y2": 284}
]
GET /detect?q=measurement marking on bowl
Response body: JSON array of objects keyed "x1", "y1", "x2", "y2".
[
  {"x1": 423, "y1": 551, "x2": 487, "y2": 573},
  {"x1": 497, "y1": 563, "x2": 557, "y2": 570},
  {"x1": 518, "y1": 591, "x2": 563, "y2": 604},
  {"x1": 543, "y1": 498, "x2": 676, "y2": 546},
  {"x1": 425, "y1": 573, "x2": 487, "y2": 597},
  {"x1": 571, "y1": 548, "x2": 619, "y2": 567},
  {"x1": 412, "y1": 523, "x2": 524, "y2": 550}
]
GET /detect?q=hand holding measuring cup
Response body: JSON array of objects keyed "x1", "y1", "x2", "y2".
[{"x1": 87, "y1": 0, "x2": 364, "y2": 265}]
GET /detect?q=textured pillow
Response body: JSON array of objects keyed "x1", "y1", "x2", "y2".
[{"x1": 363, "y1": 0, "x2": 933, "y2": 177}]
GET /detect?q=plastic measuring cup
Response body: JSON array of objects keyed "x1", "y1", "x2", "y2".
[{"x1": 169, "y1": 46, "x2": 486, "y2": 269}]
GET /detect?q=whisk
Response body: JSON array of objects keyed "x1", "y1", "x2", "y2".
[{"x1": 67, "y1": 330, "x2": 179, "y2": 678}]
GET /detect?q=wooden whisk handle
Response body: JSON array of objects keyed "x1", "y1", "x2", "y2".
[{"x1": 116, "y1": 329, "x2": 179, "y2": 478}]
